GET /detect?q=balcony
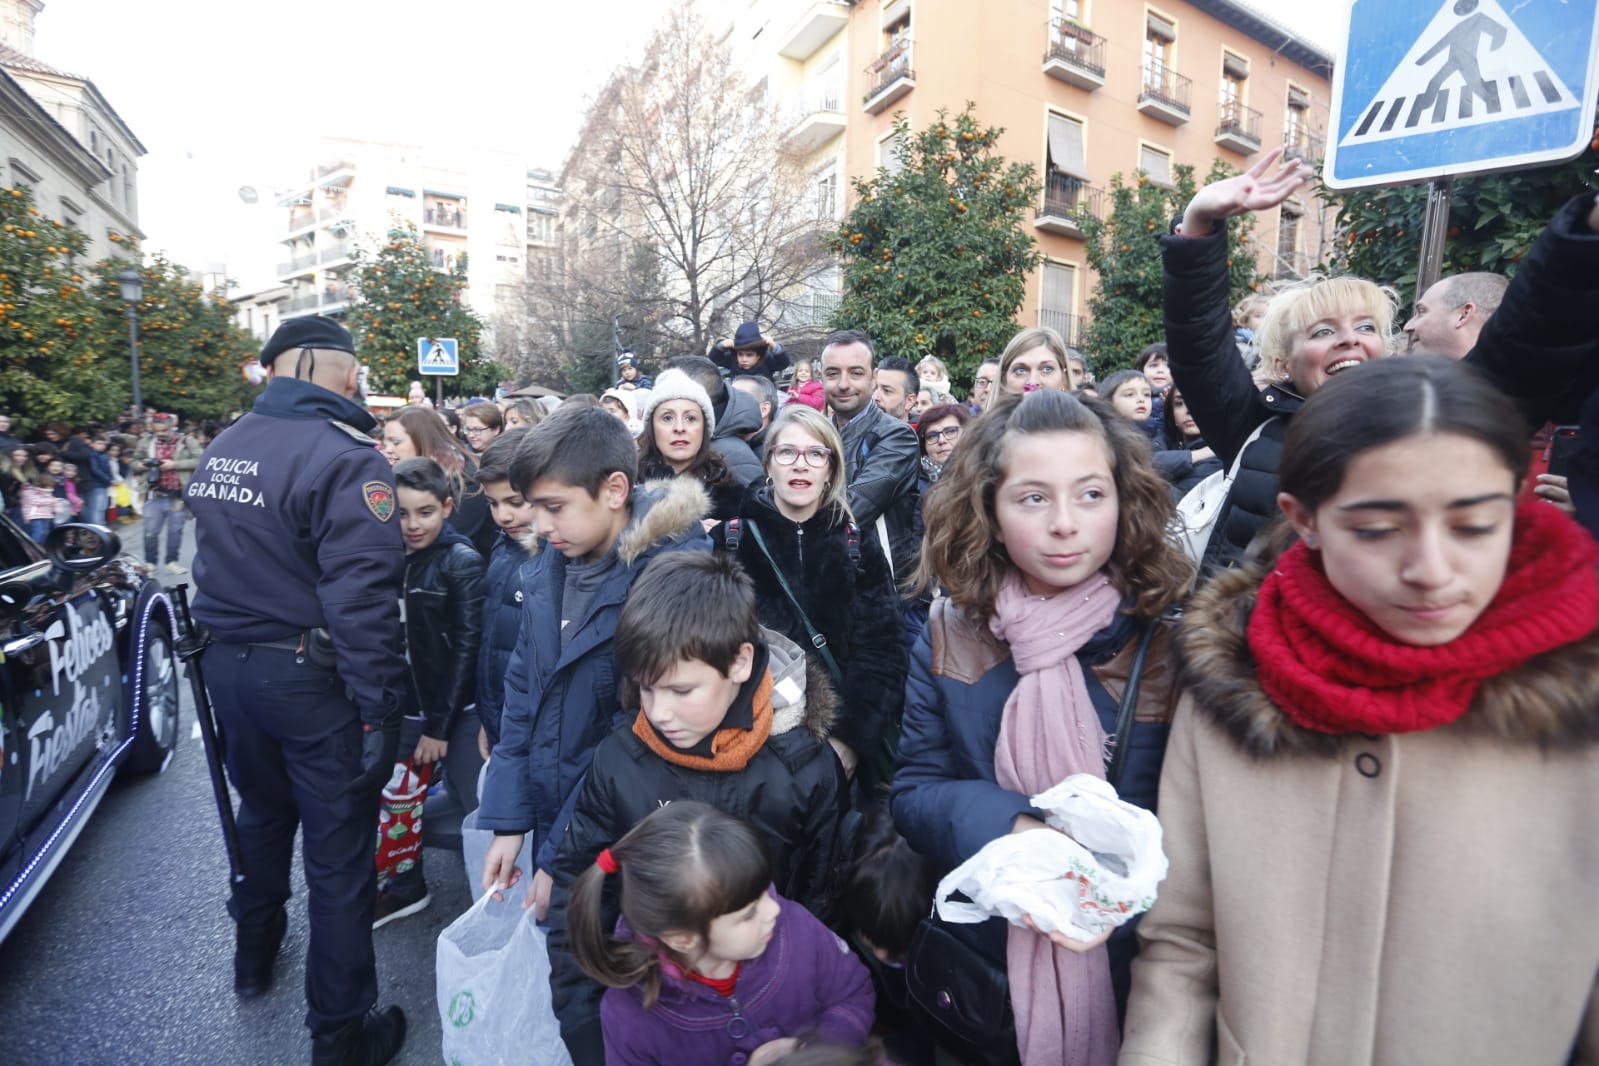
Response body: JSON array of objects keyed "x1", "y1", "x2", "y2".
[
  {"x1": 276, "y1": 250, "x2": 318, "y2": 278},
  {"x1": 1039, "y1": 309, "x2": 1080, "y2": 346},
  {"x1": 786, "y1": 82, "x2": 847, "y2": 153},
  {"x1": 1138, "y1": 62, "x2": 1191, "y2": 125},
  {"x1": 1034, "y1": 174, "x2": 1103, "y2": 238},
  {"x1": 282, "y1": 205, "x2": 349, "y2": 238},
  {"x1": 319, "y1": 241, "x2": 353, "y2": 266},
  {"x1": 424, "y1": 204, "x2": 467, "y2": 231},
  {"x1": 281, "y1": 284, "x2": 353, "y2": 319},
  {"x1": 777, "y1": 1, "x2": 849, "y2": 60},
  {"x1": 1041, "y1": 21, "x2": 1106, "y2": 91},
  {"x1": 1215, "y1": 99, "x2": 1263, "y2": 155},
  {"x1": 863, "y1": 40, "x2": 914, "y2": 114},
  {"x1": 1284, "y1": 132, "x2": 1326, "y2": 164}
]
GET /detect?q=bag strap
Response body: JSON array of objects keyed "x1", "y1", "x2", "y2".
[
  {"x1": 1223, "y1": 419, "x2": 1271, "y2": 484},
  {"x1": 725, "y1": 517, "x2": 742, "y2": 550},
  {"x1": 745, "y1": 519, "x2": 845, "y2": 684},
  {"x1": 1105, "y1": 620, "x2": 1160, "y2": 791}
]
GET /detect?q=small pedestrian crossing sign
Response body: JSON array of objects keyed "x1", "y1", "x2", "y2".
[
  {"x1": 1326, "y1": 0, "x2": 1599, "y2": 189},
  {"x1": 418, "y1": 337, "x2": 460, "y2": 376}
]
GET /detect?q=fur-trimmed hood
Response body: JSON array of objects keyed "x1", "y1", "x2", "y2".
[
  {"x1": 521, "y1": 476, "x2": 709, "y2": 564},
  {"x1": 1179, "y1": 564, "x2": 1599, "y2": 757},
  {"x1": 764, "y1": 626, "x2": 838, "y2": 740}
]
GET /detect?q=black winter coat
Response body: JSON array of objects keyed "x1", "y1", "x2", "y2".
[
  {"x1": 1152, "y1": 437, "x2": 1224, "y2": 500},
  {"x1": 1160, "y1": 220, "x2": 1300, "y2": 571},
  {"x1": 401, "y1": 526, "x2": 485, "y2": 740},
  {"x1": 712, "y1": 485, "x2": 906, "y2": 759},
  {"x1": 475, "y1": 529, "x2": 527, "y2": 747}
]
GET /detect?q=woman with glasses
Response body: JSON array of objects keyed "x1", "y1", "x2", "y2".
[
  {"x1": 711, "y1": 405, "x2": 905, "y2": 788},
  {"x1": 381, "y1": 405, "x2": 495, "y2": 555},
  {"x1": 457, "y1": 402, "x2": 504, "y2": 453},
  {"x1": 916, "y1": 403, "x2": 970, "y2": 488}
]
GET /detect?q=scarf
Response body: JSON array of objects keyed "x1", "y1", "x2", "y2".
[
  {"x1": 153, "y1": 434, "x2": 183, "y2": 494},
  {"x1": 1249, "y1": 498, "x2": 1599, "y2": 735},
  {"x1": 989, "y1": 569, "x2": 1123, "y2": 1066},
  {"x1": 919, "y1": 454, "x2": 943, "y2": 484},
  {"x1": 631, "y1": 671, "x2": 774, "y2": 771}
]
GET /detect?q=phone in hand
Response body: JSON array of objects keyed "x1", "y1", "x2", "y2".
[{"x1": 1547, "y1": 425, "x2": 1580, "y2": 479}]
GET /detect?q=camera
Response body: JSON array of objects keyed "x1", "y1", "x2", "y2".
[{"x1": 147, "y1": 464, "x2": 164, "y2": 487}]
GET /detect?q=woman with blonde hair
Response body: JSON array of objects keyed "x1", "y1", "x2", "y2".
[
  {"x1": 996, "y1": 326, "x2": 1071, "y2": 397},
  {"x1": 711, "y1": 405, "x2": 905, "y2": 787}
]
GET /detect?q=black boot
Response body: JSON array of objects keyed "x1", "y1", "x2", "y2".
[
  {"x1": 233, "y1": 907, "x2": 288, "y2": 999},
  {"x1": 310, "y1": 1005, "x2": 406, "y2": 1066}
]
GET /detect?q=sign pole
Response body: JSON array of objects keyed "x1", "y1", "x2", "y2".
[
  {"x1": 436, "y1": 376, "x2": 444, "y2": 408},
  {"x1": 1415, "y1": 176, "x2": 1454, "y2": 298}
]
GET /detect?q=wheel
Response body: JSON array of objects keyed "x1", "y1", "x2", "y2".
[{"x1": 123, "y1": 614, "x2": 180, "y2": 774}]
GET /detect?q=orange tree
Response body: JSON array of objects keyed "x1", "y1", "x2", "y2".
[
  {"x1": 0, "y1": 185, "x2": 117, "y2": 429},
  {"x1": 347, "y1": 223, "x2": 499, "y2": 396}
]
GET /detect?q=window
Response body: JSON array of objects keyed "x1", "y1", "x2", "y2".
[
  {"x1": 814, "y1": 170, "x2": 838, "y2": 219},
  {"x1": 1138, "y1": 144, "x2": 1172, "y2": 187},
  {"x1": 1222, "y1": 51, "x2": 1248, "y2": 104},
  {"x1": 1275, "y1": 200, "x2": 1303, "y2": 278},
  {"x1": 880, "y1": 131, "x2": 907, "y2": 177},
  {"x1": 1144, "y1": 11, "x2": 1175, "y2": 75},
  {"x1": 1049, "y1": 0, "x2": 1082, "y2": 25},
  {"x1": 1040, "y1": 261, "x2": 1077, "y2": 343},
  {"x1": 1044, "y1": 113, "x2": 1088, "y2": 210},
  {"x1": 1285, "y1": 84, "x2": 1311, "y2": 148}
]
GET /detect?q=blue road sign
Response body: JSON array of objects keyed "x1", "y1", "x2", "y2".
[
  {"x1": 1325, "y1": 0, "x2": 1599, "y2": 189},
  {"x1": 417, "y1": 336, "x2": 460, "y2": 376}
]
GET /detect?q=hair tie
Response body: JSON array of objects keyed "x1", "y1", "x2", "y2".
[{"x1": 596, "y1": 848, "x2": 619, "y2": 875}]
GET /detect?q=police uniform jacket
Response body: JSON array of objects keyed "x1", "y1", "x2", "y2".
[{"x1": 188, "y1": 376, "x2": 406, "y2": 728}]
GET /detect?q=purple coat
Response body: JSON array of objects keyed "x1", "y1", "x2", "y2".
[{"x1": 599, "y1": 890, "x2": 874, "y2": 1065}]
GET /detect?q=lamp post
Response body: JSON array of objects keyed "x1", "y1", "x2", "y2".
[{"x1": 117, "y1": 267, "x2": 143, "y2": 419}]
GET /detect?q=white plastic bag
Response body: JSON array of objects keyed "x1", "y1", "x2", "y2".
[
  {"x1": 459, "y1": 805, "x2": 534, "y2": 893},
  {"x1": 436, "y1": 888, "x2": 573, "y2": 1066},
  {"x1": 934, "y1": 774, "x2": 1168, "y2": 942}
]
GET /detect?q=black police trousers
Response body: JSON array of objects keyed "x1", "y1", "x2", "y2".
[{"x1": 203, "y1": 642, "x2": 379, "y2": 1034}]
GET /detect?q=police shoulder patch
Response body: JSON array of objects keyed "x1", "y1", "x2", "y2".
[
  {"x1": 329, "y1": 419, "x2": 375, "y2": 444},
  {"x1": 363, "y1": 480, "x2": 395, "y2": 522}
]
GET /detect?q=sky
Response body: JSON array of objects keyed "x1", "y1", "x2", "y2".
[{"x1": 31, "y1": 0, "x2": 1347, "y2": 293}]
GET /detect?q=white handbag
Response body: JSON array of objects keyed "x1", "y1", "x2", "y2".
[{"x1": 1172, "y1": 420, "x2": 1269, "y2": 565}]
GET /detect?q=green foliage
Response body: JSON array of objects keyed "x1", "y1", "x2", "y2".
[
  {"x1": 348, "y1": 223, "x2": 500, "y2": 396},
  {"x1": 1079, "y1": 160, "x2": 1259, "y2": 374},
  {"x1": 87, "y1": 253, "x2": 257, "y2": 421},
  {"x1": 832, "y1": 105, "x2": 1042, "y2": 386},
  {"x1": 1324, "y1": 140, "x2": 1599, "y2": 303}
]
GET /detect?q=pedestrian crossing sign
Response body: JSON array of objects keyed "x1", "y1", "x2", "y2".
[
  {"x1": 417, "y1": 337, "x2": 460, "y2": 376},
  {"x1": 1325, "y1": 0, "x2": 1599, "y2": 189}
]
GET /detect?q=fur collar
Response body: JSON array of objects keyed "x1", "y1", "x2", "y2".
[
  {"x1": 763, "y1": 629, "x2": 839, "y2": 740},
  {"x1": 1179, "y1": 565, "x2": 1599, "y2": 757},
  {"x1": 520, "y1": 477, "x2": 708, "y2": 564}
]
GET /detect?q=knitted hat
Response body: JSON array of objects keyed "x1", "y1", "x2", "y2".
[{"x1": 640, "y1": 369, "x2": 715, "y2": 433}]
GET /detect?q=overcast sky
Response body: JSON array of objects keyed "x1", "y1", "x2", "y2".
[{"x1": 32, "y1": 0, "x2": 1346, "y2": 292}]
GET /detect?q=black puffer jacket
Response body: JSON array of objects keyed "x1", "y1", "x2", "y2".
[
  {"x1": 712, "y1": 484, "x2": 906, "y2": 761},
  {"x1": 1160, "y1": 220, "x2": 1300, "y2": 571},
  {"x1": 401, "y1": 525, "x2": 485, "y2": 740}
]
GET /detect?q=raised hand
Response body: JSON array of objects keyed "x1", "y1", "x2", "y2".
[{"x1": 1180, "y1": 147, "x2": 1312, "y2": 237}]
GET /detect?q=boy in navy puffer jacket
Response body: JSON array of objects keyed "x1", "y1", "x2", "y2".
[{"x1": 471, "y1": 428, "x2": 533, "y2": 761}]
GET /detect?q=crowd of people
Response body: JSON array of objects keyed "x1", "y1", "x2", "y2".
[{"x1": 108, "y1": 150, "x2": 1599, "y2": 1066}]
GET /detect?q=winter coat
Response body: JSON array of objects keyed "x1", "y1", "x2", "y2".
[
  {"x1": 711, "y1": 486, "x2": 906, "y2": 759},
  {"x1": 1464, "y1": 192, "x2": 1599, "y2": 541},
  {"x1": 891, "y1": 597, "x2": 1185, "y2": 1010},
  {"x1": 546, "y1": 631, "x2": 847, "y2": 1064},
  {"x1": 709, "y1": 341, "x2": 792, "y2": 382},
  {"x1": 785, "y1": 380, "x2": 825, "y2": 412},
  {"x1": 1120, "y1": 565, "x2": 1599, "y2": 1066},
  {"x1": 599, "y1": 890, "x2": 874, "y2": 1066},
  {"x1": 476, "y1": 528, "x2": 530, "y2": 747},
  {"x1": 711, "y1": 386, "x2": 765, "y2": 488},
  {"x1": 834, "y1": 400, "x2": 920, "y2": 577},
  {"x1": 1151, "y1": 438, "x2": 1223, "y2": 500},
  {"x1": 475, "y1": 478, "x2": 712, "y2": 857},
  {"x1": 448, "y1": 466, "x2": 497, "y2": 558},
  {"x1": 401, "y1": 525, "x2": 485, "y2": 740},
  {"x1": 20, "y1": 481, "x2": 55, "y2": 522},
  {"x1": 132, "y1": 432, "x2": 205, "y2": 490},
  {"x1": 1160, "y1": 221, "x2": 1300, "y2": 572}
]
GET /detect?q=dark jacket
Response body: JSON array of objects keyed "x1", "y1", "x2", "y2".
[
  {"x1": 834, "y1": 400, "x2": 920, "y2": 577},
  {"x1": 890, "y1": 598, "x2": 1182, "y2": 1010},
  {"x1": 475, "y1": 478, "x2": 712, "y2": 854},
  {"x1": 402, "y1": 525, "x2": 485, "y2": 740},
  {"x1": 598, "y1": 891, "x2": 874, "y2": 1066},
  {"x1": 449, "y1": 468, "x2": 497, "y2": 558},
  {"x1": 476, "y1": 528, "x2": 530, "y2": 747},
  {"x1": 187, "y1": 376, "x2": 406, "y2": 727},
  {"x1": 1464, "y1": 192, "x2": 1599, "y2": 539},
  {"x1": 711, "y1": 386, "x2": 765, "y2": 488},
  {"x1": 546, "y1": 633, "x2": 846, "y2": 1064},
  {"x1": 1152, "y1": 437, "x2": 1223, "y2": 500},
  {"x1": 1160, "y1": 220, "x2": 1300, "y2": 571},
  {"x1": 709, "y1": 341, "x2": 792, "y2": 382},
  {"x1": 712, "y1": 486, "x2": 905, "y2": 759}
]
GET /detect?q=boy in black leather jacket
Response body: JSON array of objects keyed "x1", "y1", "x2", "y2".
[{"x1": 375, "y1": 457, "x2": 485, "y2": 926}]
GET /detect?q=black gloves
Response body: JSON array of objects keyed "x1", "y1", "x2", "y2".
[{"x1": 348, "y1": 719, "x2": 399, "y2": 795}]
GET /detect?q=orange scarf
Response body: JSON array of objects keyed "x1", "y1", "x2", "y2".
[{"x1": 631, "y1": 671, "x2": 774, "y2": 771}]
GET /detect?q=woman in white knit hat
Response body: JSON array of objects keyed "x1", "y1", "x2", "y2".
[{"x1": 638, "y1": 368, "x2": 740, "y2": 524}]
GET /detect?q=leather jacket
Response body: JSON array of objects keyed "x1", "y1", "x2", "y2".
[{"x1": 402, "y1": 525, "x2": 485, "y2": 738}]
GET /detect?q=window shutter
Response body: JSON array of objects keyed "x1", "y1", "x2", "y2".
[
  {"x1": 1042, "y1": 261, "x2": 1076, "y2": 313},
  {"x1": 1146, "y1": 13, "x2": 1176, "y2": 42},
  {"x1": 1222, "y1": 52, "x2": 1249, "y2": 80},
  {"x1": 1287, "y1": 85, "x2": 1310, "y2": 110},
  {"x1": 1139, "y1": 145, "x2": 1172, "y2": 187},
  {"x1": 1047, "y1": 113, "x2": 1089, "y2": 180}
]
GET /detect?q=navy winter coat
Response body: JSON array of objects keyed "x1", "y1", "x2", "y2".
[{"x1": 475, "y1": 528, "x2": 529, "y2": 748}]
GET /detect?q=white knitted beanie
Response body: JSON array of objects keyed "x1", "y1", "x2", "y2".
[{"x1": 639, "y1": 368, "x2": 716, "y2": 433}]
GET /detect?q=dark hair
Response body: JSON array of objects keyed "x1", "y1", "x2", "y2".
[
  {"x1": 568, "y1": 802, "x2": 771, "y2": 1009},
  {"x1": 840, "y1": 804, "x2": 934, "y2": 961},
  {"x1": 1280, "y1": 355, "x2": 1529, "y2": 512},
  {"x1": 475, "y1": 426, "x2": 530, "y2": 485},
  {"x1": 509, "y1": 403, "x2": 637, "y2": 498},
  {"x1": 1160, "y1": 386, "x2": 1199, "y2": 443},
  {"x1": 389, "y1": 405, "x2": 472, "y2": 477},
  {"x1": 392, "y1": 456, "x2": 450, "y2": 504},
  {"x1": 663, "y1": 355, "x2": 727, "y2": 405},
  {"x1": 822, "y1": 329, "x2": 875, "y2": 359},
  {"x1": 615, "y1": 553, "x2": 760, "y2": 687},
  {"x1": 875, "y1": 356, "x2": 920, "y2": 402},
  {"x1": 1098, "y1": 369, "x2": 1149, "y2": 408},
  {"x1": 638, "y1": 396, "x2": 735, "y2": 495},
  {"x1": 916, "y1": 402, "x2": 972, "y2": 455},
  {"x1": 1134, "y1": 342, "x2": 1169, "y2": 372},
  {"x1": 917, "y1": 389, "x2": 1193, "y2": 622}
]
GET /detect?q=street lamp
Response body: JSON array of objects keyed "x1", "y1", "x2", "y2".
[{"x1": 117, "y1": 267, "x2": 143, "y2": 418}]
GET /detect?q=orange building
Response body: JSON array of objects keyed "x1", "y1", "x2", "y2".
[{"x1": 841, "y1": 0, "x2": 1334, "y2": 347}]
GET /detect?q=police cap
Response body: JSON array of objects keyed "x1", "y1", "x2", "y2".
[{"x1": 260, "y1": 315, "x2": 356, "y2": 366}]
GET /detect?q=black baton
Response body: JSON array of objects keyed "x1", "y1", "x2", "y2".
[{"x1": 170, "y1": 584, "x2": 246, "y2": 887}]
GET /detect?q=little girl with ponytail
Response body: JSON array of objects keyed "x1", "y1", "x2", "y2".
[{"x1": 568, "y1": 802, "x2": 874, "y2": 1066}]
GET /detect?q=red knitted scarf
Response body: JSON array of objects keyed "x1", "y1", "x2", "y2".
[{"x1": 1248, "y1": 499, "x2": 1599, "y2": 735}]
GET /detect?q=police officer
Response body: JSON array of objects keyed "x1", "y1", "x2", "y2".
[{"x1": 187, "y1": 316, "x2": 407, "y2": 1066}]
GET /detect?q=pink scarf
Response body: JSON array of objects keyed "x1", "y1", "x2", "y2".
[{"x1": 989, "y1": 569, "x2": 1123, "y2": 1066}]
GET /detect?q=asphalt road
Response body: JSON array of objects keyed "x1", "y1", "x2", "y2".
[{"x1": 0, "y1": 519, "x2": 476, "y2": 1065}]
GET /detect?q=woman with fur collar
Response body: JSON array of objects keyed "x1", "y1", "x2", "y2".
[{"x1": 1120, "y1": 357, "x2": 1599, "y2": 1066}]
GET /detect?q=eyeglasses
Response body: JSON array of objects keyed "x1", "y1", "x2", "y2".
[
  {"x1": 771, "y1": 445, "x2": 831, "y2": 467},
  {"x1": 461, "y1": 425, "x2": 491, "y2": 437},
  {"x1": 974, "y1": 377, "x2": 993, "y2": 388},
  {"x1": 924, "y1": 427, "x2": 962, "y2": 444}
]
